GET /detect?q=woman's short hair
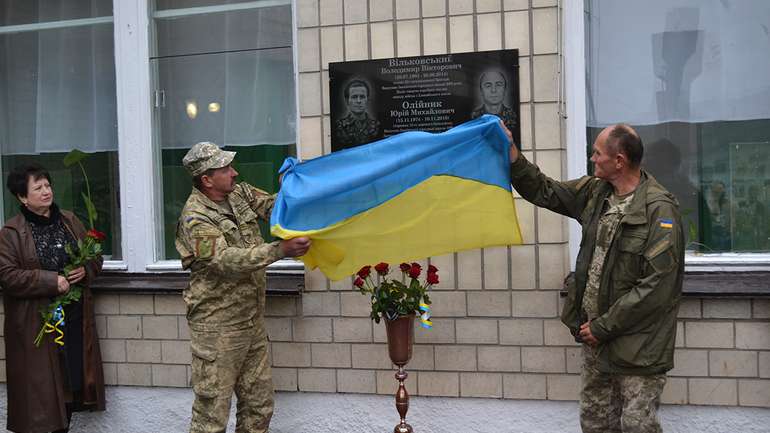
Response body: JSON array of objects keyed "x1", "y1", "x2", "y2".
[{"x1": 6, "y1": 163, "x2": 52, "y2": 198}]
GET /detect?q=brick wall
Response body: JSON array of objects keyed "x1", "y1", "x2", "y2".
[{"x1": 1, "y1": 293, "x2": 768, "y2": 407}]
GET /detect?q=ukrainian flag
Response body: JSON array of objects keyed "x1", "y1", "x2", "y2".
[{"x1": 271, "y1": 114, "x2": 523, "y2": 280}]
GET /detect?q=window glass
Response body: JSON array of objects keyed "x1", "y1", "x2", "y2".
[
  {"x1": 0, "y1": 1, "x2": 121, "y2": 258},
  {"x1": 152, "y1": 3, "x2": 295, "y2": 259},
  {"x1": 585, "y1": 0, "x2": 770, "y2": 253},
  {"x1": 0, "y1": 0, "x2": 112, "y2": 26},
  {"x1": 155, "y1": 0, "x2": 261, "y2": 11},
  {"x1": 154, "y1": 5, "x2": 291, "y2": 57}
]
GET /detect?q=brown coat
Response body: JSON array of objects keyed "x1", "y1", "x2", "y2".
[{"x1": 0, "y1": 210, "x2": 105, "y2": 433}]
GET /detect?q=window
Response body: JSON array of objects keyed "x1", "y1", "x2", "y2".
[
  {"x1": 0, "y1": 0, "x2": 121, "y2": 258},
  {"x1": 584, "y1": 0, "x2": 770, "y2": 255},
  {"x1": 150, "y1": 0, "x2": 296, "y2": 260}
]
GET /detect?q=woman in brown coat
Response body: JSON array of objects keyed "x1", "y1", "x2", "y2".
[{"x1": 0, "y1": 163, "x2": 105, "y2": 433}]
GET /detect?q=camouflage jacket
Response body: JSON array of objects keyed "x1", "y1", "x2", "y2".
[
  {"x1": 175, "y1": 183, "x2": 283, "y2": 328},
  {"x1": 333, "y1": 112, "x2": 381, "y2": 149},
  {"x1": 510, "y1": 154, "x2": 684, "y2": 375},
  {"x1": 471, "y1": 104, "x2": 518, "y2": 135}
]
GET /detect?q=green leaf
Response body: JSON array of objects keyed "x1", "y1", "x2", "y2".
[
  {"x1": 82, "y1": 192, "x2": 98, "y2": 223},
  {"x1": 688, "y1": 222, "x2": 697, "y2": 243},
  {"x1": 63, "y1": 149, "x2": 89, "y2": 167}
]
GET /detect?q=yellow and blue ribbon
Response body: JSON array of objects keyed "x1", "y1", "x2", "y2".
[
  {"x1": 419, "y1": 303, "x2": 432, "y2": 329},
  {"x1": 44, "y1": 305, "x2": 66, "y2": 347}
]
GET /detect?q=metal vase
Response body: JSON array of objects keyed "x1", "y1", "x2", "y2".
[
  {"x1": 385, "y1": 314, "x2": 414, "y2": 366},
  {"x1": 385, "y1": 314, "x2": 415, "y2": 433}
]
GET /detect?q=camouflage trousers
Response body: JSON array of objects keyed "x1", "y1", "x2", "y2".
[
  {"x1": 189, "y1": 321, "x2": 273, "y2": 433},
  {"x1": 580, "y1": 345, "x2": 666, "y2": 433}
]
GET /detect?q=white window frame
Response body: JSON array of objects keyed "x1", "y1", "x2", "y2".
[
  {"x1": 0, "y1": 12, "x2": 127, "y2": 270},
  {"x1": 562, "y1": 0, "x2": 770, "y2": 273},
  {"x1": 112, "y1": 0, "x2": 300, "y2": 273}
]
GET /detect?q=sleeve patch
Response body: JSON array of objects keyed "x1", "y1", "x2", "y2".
[
  {"x1": 194, "y1": 236, "x2": 217, "y2": 259},
  {"x1": 185, "y1": 216, "x2": 209, "y2": 228},
  {"x1": 575, "y1": 176, "x2": 594, "y2": 191},
  {"x1": 659, "y1": 218, "x2": 673, "y2": 229},
  {"x1": 645, "y1": 234, "x2": 672, "y2": 261}
]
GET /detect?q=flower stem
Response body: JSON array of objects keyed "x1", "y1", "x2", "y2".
[
  {"x1": 78, "y1": 161, "x2": 93, "y2": 228},
  {"x1": 34, "y1": 326, "x2": 45, "y2": 347}
]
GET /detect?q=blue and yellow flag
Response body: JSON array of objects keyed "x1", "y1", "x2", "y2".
[{"x1": 271, "y1": 115, "x2": 523, "y2": 280}]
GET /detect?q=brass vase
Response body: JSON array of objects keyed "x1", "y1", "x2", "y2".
[{"x1": 385, "y1": 314, "x2": 415, "y2": 433}]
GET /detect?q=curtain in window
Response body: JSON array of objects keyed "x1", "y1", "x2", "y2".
[
  {"x1": 586, "y1": 0, "x2": 770, "y2": 126},
  {"x1": 0, "y1": 0, "x2": 117, "y2": 155},
  {"x1": 154, "y1": 5, "x2": 296, "y2": 149}
]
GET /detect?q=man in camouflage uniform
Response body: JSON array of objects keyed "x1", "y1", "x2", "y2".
[
  {"x1": 503, "y1": 123, "x2": 684, "y2": 433},
  {"x1": 333, "y1": 79, "x2": 381, "y2": 150},
  {"x1": 176, "y1": 142, "x2": 311, "y2": 433}
]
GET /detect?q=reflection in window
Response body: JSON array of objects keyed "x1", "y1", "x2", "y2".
[
  {"x1": 0, "y1": 1, "x2": 121, "y2": 258},
  {"x1": 151, "y1": 2, "x2": 295, "y2": 259},
  {"x1": 585, "y1": 0, "x2": 770, "y2": 253}
]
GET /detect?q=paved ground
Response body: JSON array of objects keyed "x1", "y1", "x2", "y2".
[{"x1": 1, "y1": 385, "x2": 770, "y2": 432}]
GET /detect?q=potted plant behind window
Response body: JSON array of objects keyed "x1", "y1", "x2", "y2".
[{"x1": 355, "y1": 262, "x2": 437, "y2": 433}]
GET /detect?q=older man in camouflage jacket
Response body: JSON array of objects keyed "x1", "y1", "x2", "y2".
[
  {"x1": 176, "y1": 142, "x2": 310, "y2": 433},
  {"x1": 502, "y1": 123, "x2": 684, "y2": 433}
]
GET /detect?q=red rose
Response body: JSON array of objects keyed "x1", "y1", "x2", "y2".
[
  {"x1": 427, "y1": 264, "x2": 438, "y2": 274},
  {"x1": 354, "y1": 277, "x2": 365, "y2": 288},
  {"x1": 374, "y1": 262, "x2": 389, "y2": 275},
  {"x1": 408, "y1": 263, "x2": 421, "y2": 279},
  {"x1": 357, "y1": 265, "x2": 371, "y2": 279},
  {"x1": 86, "y1": 229, "x2": 106, "y2": 241},
  {"x1": 427, "y1": 272, "x2": 439, "y2": 285},
  {"x1": 399, "y1": 263, "x2": 411, "y2": 272}
]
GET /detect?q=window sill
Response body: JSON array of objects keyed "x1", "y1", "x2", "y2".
[
  {"x1": 144, "y1": 258, "x2": 303, "y2": 273},
  {"x1": 685, "y1": 251, "x2": 770, "y2": 272},
  {"x1": 91, "y1": 269, "x2": 303, "y2": 296},
  {"x1": 559, "y1": 270, "x2": 770, "y2": 298}
]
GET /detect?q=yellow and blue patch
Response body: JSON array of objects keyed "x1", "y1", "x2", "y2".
[{"x1": 659, "y1": 218, "x2": 673, "y2": 229}]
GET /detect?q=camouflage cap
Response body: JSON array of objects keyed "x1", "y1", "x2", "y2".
[{"x1": 182, "y1": 142, "x2": 236, "y2": 177}]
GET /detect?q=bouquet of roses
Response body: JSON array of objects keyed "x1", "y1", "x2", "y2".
[
  {"x1": 354, "y1": 262, "x2": 437, "y2": 327},
  {"x1": 34, "y1": 150, "x2": 105, "y2": 347}
]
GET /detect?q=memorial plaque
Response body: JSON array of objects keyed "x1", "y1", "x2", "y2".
[{"x1": 329, "y1": 50, "x2": 520, "y2": 151}]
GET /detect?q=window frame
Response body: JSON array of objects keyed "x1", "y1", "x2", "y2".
[
  {"x1": 0, "y1": 9, "x2": 126, "y2": 269},
  {"x1": 562, "y1": 0, "x2": 770, "y2": 274},
  {"x1": 111, "y1": 0, "x2": 301, "y2": 273}
]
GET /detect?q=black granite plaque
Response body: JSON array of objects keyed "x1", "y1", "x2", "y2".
[{"x1": 329, "y1": 50, "x2": 520, "y2": 151}]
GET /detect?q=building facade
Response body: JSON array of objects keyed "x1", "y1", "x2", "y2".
[{"x1": 1, "y1": 0, "x2": 769, "y2": 408}]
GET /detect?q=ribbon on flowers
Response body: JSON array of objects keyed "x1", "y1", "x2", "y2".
[
  {"x1": 44, "y1": 305, "x2": 66, "y2": 347},
  {"x1": 419, "y1": 302, "x2": 432, "y2": 329}
]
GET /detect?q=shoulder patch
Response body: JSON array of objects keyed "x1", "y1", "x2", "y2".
[
  {"x1": 184, "y1": 216, "x2": 208, "y2": 228},
  {"x1": 659, "y1": 218, "x2": 673, "y2": 229},
  {"x1": 645, "y1": 234, "x2": 672, "y2": 261},
  {"x1": 194, "y1": 236, "x2": 218, "y2": 259}
]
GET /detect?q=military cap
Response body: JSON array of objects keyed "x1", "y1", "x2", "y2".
[{"x1": 182, "y1": 142, "x2": 236, "y2": 177}]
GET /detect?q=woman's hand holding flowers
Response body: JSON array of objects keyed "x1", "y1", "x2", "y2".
[
  {"x1": 56, "y1": 276, "x2": 70, "y2": 294},
  {"x1": 65, "y1": 266, "x2": 86, "y2": 284}
]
